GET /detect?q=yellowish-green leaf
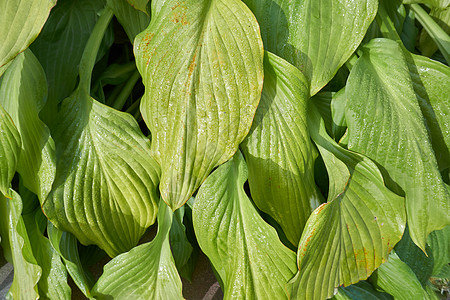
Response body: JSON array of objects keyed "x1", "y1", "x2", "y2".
[
  {"x1": 0, "y1": 105, "x2": 20, "y2": 196},
  {"x1": 134, "y1": 0, "x2": 264, "y2": 210},
  {"x1": 242, "y1": 0, "x2": 377, "y2": 95},
  {"x1": 193, "y1": 152, "x2": 297, "y2": 299},
  {"x1": 288, "y1": 106, "x2": 406, "y2": 300},
  {"x1": 0, "y1": 0, "x2": 56, "y2": 71},
  {"x1": 241, "y1": 52, "x2": 322, "y2": 245}
]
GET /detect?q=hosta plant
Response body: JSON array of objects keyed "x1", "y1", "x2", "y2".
[{"x1": 0, "y1": 0, "x2": 449, "y2": 299}]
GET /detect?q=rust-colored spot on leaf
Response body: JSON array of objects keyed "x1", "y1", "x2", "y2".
[{"x1": 171, "y1": 3, "x2": 189, "y2": 25}]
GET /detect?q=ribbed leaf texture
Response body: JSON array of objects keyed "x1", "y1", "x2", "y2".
[
  {"x1": 345, "y1": 38, "x2": 450, "y2": 251},
  {"x1": 0, "y1": 0, "x2": 55, "y2": 74},
  {"x1": 134, "y1": 0, "x2": 264, "y2": 210},
  {"x1": 241, "y1": 52, "x2": 321, "y2": 245},
  {"x1": 193, "y1": 152, "x2": 297, "y2": 299},
  {"x1": 92, "y1": 201, "x2": 183, "y2": 299},
  {"x1": 0, "y1": 105, "x2": 20, "y2": 196},
  {"x1": 0, "y1": 50, "x2": 55, "y2": 201},
  {"x1": 288, "y1": 106, "x2": 406, "y2": 300},
  {"x1": 242, "y1": 0, "x2": 377, "y2": 95}
]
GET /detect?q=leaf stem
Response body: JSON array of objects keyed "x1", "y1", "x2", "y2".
[
  {"x1": 78, "y1": 7, "x2": 114, "y2": 92},
  {"x1": 410, "y1": 4, "x2": 450, "y2": 65},
  {"x1": 112, "y1": 70, "x2": 141, "y2": 110}
]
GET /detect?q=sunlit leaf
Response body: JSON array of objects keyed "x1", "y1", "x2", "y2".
[
  {"x1": 288, "y1": 106, "x2": 406, "y2": 300},
  {"x1": 345, "y1": 38, "x2": 450, "y2": 251},
  {"x1": 0, "y1": 0, "x2": 55, "y2": 73},
  {"x1": 23, "y1": 210, "x2": 71, "y2": 299},
  {"x1": 47, "y1": 223, "x2": 94, "y2": 299},
  {"x1": 371, "y1": 251, "x2": 428, "y2": 300},
  {"x1": 0, "y1": 190, "x2": 41, "y2": 300},
  {"x1": 193, "y1": 151, "x2": 297, "y2": 299},
  {"x1": 0, "y1": 50, "x2": 55, "y2": 202},
  {"x1": 406, "y1": 53, "x2": 450, "y2": 171},
  {"x1": 43, "y1": 8, "x2": 160, "y2": 257},
  {"x1": 242, "y1": 0, "x2": 377, "y2": 95},
  {"x1": 0, "y1": 106, "x2": 20, "y2": 196},
  {"x1": 241, "y1": 51, "x2": 322, "y2": 245},
  {"x1": 108, "y1": 0, "x2": 150, "y2": 42},
  {"x1": 125, "y1": 0, "x2": 149, "y2": 15},
  {"x1": 92, "y1": 201, "x2": 183, "y2": 299},
  {"x1": 428, "y1": 226, "x2": 450, "y2": 276},
  {"x1": 134, "y1": 0, "x2": 264, "y2": 209}
]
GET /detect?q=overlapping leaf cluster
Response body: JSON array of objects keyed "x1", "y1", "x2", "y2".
[{"x1": 0, "y1": 0, "x2": 449, "y2": 299}]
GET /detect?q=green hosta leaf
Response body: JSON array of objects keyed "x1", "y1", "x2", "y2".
[
  {"x1": 428, "y1": 226, "x2": 450, "y2": 275},
  {"x1": 242, "y1": 0, "x2": 377, "y2": 95},
  {"x1": 419, "y1": 7, "x2": 450, "y2": 57},
  {"x1": 288, "y1": 106, "x2": 406, "y2": 300},
  {"x1": 47, "y1": 223, "x2": 93, "y2": 298},
  {"x1": 43, "y1": 8, "x2": 160, "y2": 257},
  {"x1": 92, "y1": 201, "x2": 183, "y2": 299},
  {"x1": 332, "y1": 281, "x2": 392, "y2": 300},
  {"x1": 23, "y1": 210, "x2": 71, "y2": 299},
  {"x1": 125, "y1": 0, "x2": 149, "y2": 14},
  {"x1": 345, "y1": 38, "x2": 450, "y2": 251},
  {"x1": 0, "y1": 106, "x2": 20, "y2": 196},
  {"x1": 241, "y1": 51, "x2": 321, "y2": 245},
  {"x1": 0, "y1": 50, "x2": 55, "y2": 202},
  {"x1": 371, "y1": 251, "x2": 428, "y2": 300},
  {"x1": 170, "y1": 206, "x2": 194, "y2": 280},
  {"x1": 30, "y1": 0, "x2": 108, "y2": 117},
  {"x1": 0, "y1": 0, "x2": 55, "y2": 73},
  {"x1": 134, "y1": 0, "x2": 264, "y2": 210},
  {"x1": 108, "y1": 0, "x2": 150, "y2": 41},
  {"x1": 0, "y1": 190, "x2": 41, "y2": 300},
  {"x1": 403, "y1": 0, "x2": 450, "y2": 8},
  {"x1": 42, "y1": 87, "x2": 161, "y2": 256},
  {"x1": 407, "y1": 54, "x2": 450, "y2": 171},
  {"x1": 193, "y1": 151, "x2": 297, "y2": 299}
]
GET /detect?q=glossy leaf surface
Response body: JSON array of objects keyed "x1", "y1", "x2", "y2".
[
  {"x1": 0, "y1": 106, "x2": 20, "y2": 196},
  {"x1": 0, "y1": 190, "x2": 41, "y2": 300},
  {"x1": 193, "y1": 152, "x2": 297, "y2": 299},
  {"x1": 135, "y1": 0, "x2": 264, "y2": 209},
  {"x1": 241, "y1": 52, "x2": 321, "y2": 245},
  {"x1": 242, "y1": 0, "x2": 377, "y2": 95},
  {"x1": 0, "y1": 0, "x2": 55, "y2": 73},
  {"x1": 92, "y1": 201, "x2": 183, "y2": 299},
  {"x1": 288, "y1": 106, "x2": 406, "y2": 300},
  {"x1": 43, "y1": 8, "x2": 160, "y2": 257},
  {"x1": 346, "y1": 38, "x2": 450, "y2": 251},
  {"x1": 0, "y1": 50, "x2": 55, "y2": 202}
]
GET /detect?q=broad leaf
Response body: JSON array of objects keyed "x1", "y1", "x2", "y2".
[
  {"x1": 23, "y1": 210, "x2": 71, "y2": 299},
  {"x1": 0, "y1": 50, "x2": 55, "y2": 202},
  {"x1": 242, "y1": 0, "x2": 377, "y2": 95},
  {"x1": 92, "y1": 201, "x2": 183, "y2": 299},
  {"x1": 371, "y1": 251, "x2": 428, "y2": 299},
  {"x1": 407, "y1": 54, "x2": 450, "y2": 171},
  {"x1": 193, "y1": 151, "x2": 297, "y2": 299},
  {"x1": 0, "y1": 0, "x2": 55, "y2": 73},
  {"x1": 47, "y1": 223, "x2": 93, "y2": 299},
  {"x1": 419, "y1": 7, "x2": 450, "y2": 57},
  {"x1": 241, "y1": 52, "x2": 322, "y2": 245},
  {"x1": 108, "y1": 0, "x2": 150, "y2": 41},
  {"x1": 288, "y1": 106, "x2": 406, "y2": 300},
  {"x1": 345, "y1": 38, "x2": 450, "y2": 251},
  {"x1": 43, "y1": 8, "x2": 160, "y2": 257},
  {"x1": 134, "y1": 0, "x2": 264, "y2": 210},
  {"x1": 0, "y1": 190, "x2": 41, "y2": 300},
  {"x1": 0, "y1": 106, "x2": 20, "y2": 196}
]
